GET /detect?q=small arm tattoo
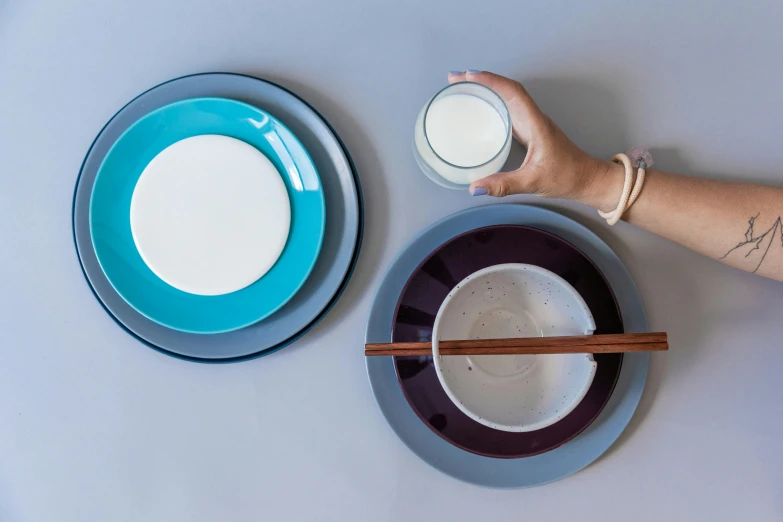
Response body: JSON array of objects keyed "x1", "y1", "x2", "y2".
[{"x1": 720, "y1": 213, "x2": 783, "y2": 273}]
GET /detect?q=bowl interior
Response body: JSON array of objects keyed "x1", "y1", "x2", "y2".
[{"x1": 433, "y1": 263, "x2": 597, "y2": 432}]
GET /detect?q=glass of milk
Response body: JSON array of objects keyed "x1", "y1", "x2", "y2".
[{"x1": 414, "y1": 82, "x2": 512, "y2": 189}]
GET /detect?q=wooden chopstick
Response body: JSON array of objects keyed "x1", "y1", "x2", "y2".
[{"x1": 365, "y1": 332, "x2": 668, "y2": 357}]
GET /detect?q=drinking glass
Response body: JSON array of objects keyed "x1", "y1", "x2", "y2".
[{"x1": 413, "y1": 82, "x2": 512, "y2": 189}]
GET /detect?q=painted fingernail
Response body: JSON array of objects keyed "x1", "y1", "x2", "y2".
[
  {"x1": 471, "y1": 187, "x2": 488, "y2": 196},
  {"x1": 449, "y1": 70, "x2": 465, "y2": 76},
  {"x1": 466, "y1": 69, "x2": 482, "y2": 74}
]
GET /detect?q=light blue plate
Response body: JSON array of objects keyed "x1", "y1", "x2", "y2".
[
  {"x1": 366, "y1": 204, "x2": 649, "y2": 488},
  {"x1": 89, "y1": 97, "x2": 326, "y2": 334}
]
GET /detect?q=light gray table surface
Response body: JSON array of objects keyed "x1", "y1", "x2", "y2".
[{"x1": 2, "y1": 1, "x2": 783, "y2": 520}]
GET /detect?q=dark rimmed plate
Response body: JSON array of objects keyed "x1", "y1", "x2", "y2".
[
  {"x1": 366, "y1": 204, "x2": 649, "y2": 488},
  {"x1": 72, "y1": 73, "x2": 363, "y2": 362},
  {"x1": 393, "y1": 225, "x2": 623, "y2": 459}
]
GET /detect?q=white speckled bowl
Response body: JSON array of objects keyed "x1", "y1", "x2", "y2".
[{"x1": 432, "y1": 263, "x2": 597, "y2": 433}]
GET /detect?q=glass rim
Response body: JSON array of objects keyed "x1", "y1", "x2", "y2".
[{"x1": 422, "y1": 81, "x2": 511, "y2": 171}]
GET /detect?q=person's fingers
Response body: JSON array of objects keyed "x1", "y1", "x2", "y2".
[
  {"x1": 448, "y1": 70, "x2": 545, "y2": 144},
  {"x1": 448, "y1": 71, "x2": 468, "y2": 84},
  {"x1": 468, "y1": 169, "x2": 534, "y2": 198},
  {"x1": 464, "y1": 71, "x2": 538, "y2": 113}
]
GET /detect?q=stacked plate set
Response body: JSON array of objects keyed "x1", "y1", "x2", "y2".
[
  {"x1": 365, "y1": 205, "x2": 650, "y2": 488},
  {"x1": 73, "y1": 73, "x2": 363, "y2": 362}
]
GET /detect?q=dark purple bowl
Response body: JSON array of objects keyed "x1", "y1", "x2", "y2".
[{"x1": 392, "y1": 225, "x2": 623, "y2": 459}]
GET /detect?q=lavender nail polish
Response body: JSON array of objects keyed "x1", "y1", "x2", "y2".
[
  {"x1": 449, "y1": 70, "x2": 465, "y2": 76},
  {"x1": 466, "y1": 69, "x2": 482, "y2": 74},
  {"x1": 471, "y1": 187, "x2": 488, "y2": 196}
]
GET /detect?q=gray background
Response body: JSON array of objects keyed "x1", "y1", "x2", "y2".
[{"x1": 2, "y1": 0, "x2": 782, "y2": 520}]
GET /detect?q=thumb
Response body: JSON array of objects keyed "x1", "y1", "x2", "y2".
[{"x1": 469, "y1": 169, "x2": 532, "y2": 198}]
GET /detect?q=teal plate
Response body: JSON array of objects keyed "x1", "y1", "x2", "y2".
[{"x1": 89, "y1": 97, "x2": 326, "y2": 334}]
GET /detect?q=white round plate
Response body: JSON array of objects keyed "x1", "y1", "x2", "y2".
[
  {"x1": 130, "y1": 135, "x2": 291, "y2": 296},
  {"x1": 432, "y1": 263, "x2": 597, "y2": 432}
]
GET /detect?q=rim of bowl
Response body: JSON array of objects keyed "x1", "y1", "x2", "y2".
[{"x1": 431, "y1": 263, "x2": 597, "y2": 432}]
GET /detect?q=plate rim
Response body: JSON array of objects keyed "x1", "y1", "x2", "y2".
[
  {"x1": 365, "y1": 203, "x2": 648, "y2": 488},
  {"x1": 87, "y1": 95, "x2": 327, "y2": 334},
  {"x1": 71, "y1": 72, "x2": 364, "y2": 363}
]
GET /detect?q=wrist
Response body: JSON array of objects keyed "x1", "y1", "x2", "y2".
[{"x1": 576, "y1": 158, "x2": 626, "y2": 213}]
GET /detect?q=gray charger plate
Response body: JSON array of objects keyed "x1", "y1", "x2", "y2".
[
  {"x1": 366, "y1": 204, "x2": 648, "y2": 488},
  {"x1": 73, "y1": 73, "x2": 363, "y2": 362}
]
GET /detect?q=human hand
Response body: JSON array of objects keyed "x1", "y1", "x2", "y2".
[{"x1": 448, "y1": 71, "x2": 611, "y2": 207}]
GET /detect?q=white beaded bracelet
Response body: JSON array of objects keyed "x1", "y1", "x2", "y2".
[{"x1": 598, "y1": 148, "x2": 652, "y2": 225}]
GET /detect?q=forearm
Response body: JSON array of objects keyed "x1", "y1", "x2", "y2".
[
  {"x1": 454, "y1": 71, "x2": 783, "y2": 281},
  {"x1": 581, "y1": 160, "x2": 783, "y2": 281}
]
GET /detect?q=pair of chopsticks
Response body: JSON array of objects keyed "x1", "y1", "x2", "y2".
[{"x1": 364, "y1": 332, "x2": 668, "y2": 357}]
